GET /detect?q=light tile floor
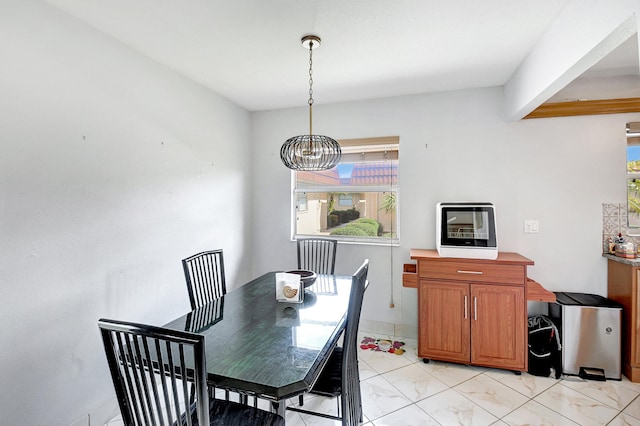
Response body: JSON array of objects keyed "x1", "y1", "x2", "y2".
[{"x1": 105, "y1": 332, "x2": 640, "y2": 425}]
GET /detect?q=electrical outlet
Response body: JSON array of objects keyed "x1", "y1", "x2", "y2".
[{"x1": 524, "y1": 220, "x2": 539, "y2": 233}]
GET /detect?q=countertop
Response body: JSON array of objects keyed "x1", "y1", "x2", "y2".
[
  {"x1": 603, "y1": 253, "x2": 640, "y2": 266},
  {"x1": 404, "y1": 249, "x2": 555, "y2": 301},
  {"x1": 409, "y1": 249, "x2": 534, "y2": 265}
]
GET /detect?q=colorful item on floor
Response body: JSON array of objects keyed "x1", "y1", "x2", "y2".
[{"x1": 360, "y1": 336, "x2": 405, "y2": 355}]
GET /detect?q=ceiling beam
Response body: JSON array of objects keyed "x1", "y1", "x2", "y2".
[
  {"x1": 524, "y1": 97, "x2": 640, "y2": 119},
  {"x1": 503, "y1": 0, "x2": 638, "y2": 121}
]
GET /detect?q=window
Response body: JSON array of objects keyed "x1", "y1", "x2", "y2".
[
  {"x1": 628, "y1": 122, "x2": 640, "y2": 228},
  {"x1": 292, "y1": 136, "x2": 399, "y2": 244},
  {"x1": 298, "y1": 193, "x2": 308, "y2": 212},
  {"x1": 338, "y1": 194, "x2": 353, "y2": 207}
]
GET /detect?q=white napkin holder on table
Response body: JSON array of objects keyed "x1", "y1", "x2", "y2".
[{"x1": 275, "y1": 272, "x2": 303, "y2": 303}]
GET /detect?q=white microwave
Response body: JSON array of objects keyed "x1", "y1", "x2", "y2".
[{"x1": 436, "y1": 202, "x2": 498, "y2": 260}]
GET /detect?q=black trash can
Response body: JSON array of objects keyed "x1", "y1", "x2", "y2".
[{"x1": 528, "y1": 315, "x2": 561, "y2": 378}]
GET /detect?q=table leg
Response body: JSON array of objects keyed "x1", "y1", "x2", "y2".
[{"x1": 272, "y1": 400, "x2": 287, "y2": 419}]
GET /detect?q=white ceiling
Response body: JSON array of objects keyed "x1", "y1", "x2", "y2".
[
  {"x1": 547, "y1": 35, "x2": 639, "y2": 102},
  {"x1": 42, "y1": 0, "x2": 639, "y2": 112}
]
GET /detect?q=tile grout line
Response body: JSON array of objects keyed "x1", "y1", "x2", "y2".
[{"x1": 362, "y1": 346, "x2": 633, "y2": 425}]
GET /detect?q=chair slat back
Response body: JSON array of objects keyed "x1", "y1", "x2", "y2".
[
  {"x1": 185, "y1": 296, "x2": 224, "y2": 333},
  {"x1": 297, "y1": 238, "x2": 337, "y2": 275},
  {"x1": 341, "y1": 259, "x2": 369, "y2": 426},
  {"x1": 99, "y1": 319, "x2": 208, "y2": 426},
  {"x1": 182, "y1": 249, "x2": 226, "y2": 310}
]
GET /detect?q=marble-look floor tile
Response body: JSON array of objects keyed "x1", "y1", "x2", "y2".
[
  {"x1": 501, "y1": 400, "x2": 579, "y2": 425},
  {"x1": 359, "y1": 359, "x2": 378, "y2": 381},
  {"x1": 89, "y1": 398, "x2": 120, "y2": 426},
  {"x1": 358, "y1": 346, "x2": 414, "y2": 374},
  {"x1": 105, "y1": 417, "x2": 124, "y2": 426},
  {"x1": 622, "y1": 395, "x2": 640, "y2": 419},
  {"x1": 416, "y1": 388, "x2": 498, "y2": 426},
  {"x1": 289, "y1": 395, "x2": 341, "y2": 426},
  {"x1": 360, "y1": 375, "x2": 413, "y2": 420},
  {"x1": 454, "y1": 374, "x2": 529, "y2": 418},
  {"x1": 534, "y1": 382, "x2": 619, "y2": 425},
  {"x1": 395, "y1": 337, "x2": 421, "y2": 364},
  {"x1": 417, "y1": 360, "x2": 485, "y2": 387},
  {"x1": 560, "y1": 377, "x2": 640, "y2": 410},
  {"x1": 381, "y1": 363, "x2": 449, "y2": 402},
  {"x1": 287, "y1": 391, "x2": 367, "y2": 425},
  {"x1": 609, "y1": 412, "x2": 640, "y2": 425},
  {"x1": 104, "y1": 331, "x2": 640, "y2": 426},
  {"x1": 619, "y1": 377, "x2": 640, "y2": 393},
  {"x1": 371, "y1": 404, "x2": 440, "y2": 425},
  {"x1": 283, "y1": 408, "x2": 307, "y2": 426},
  {"x1": 483, "y1": 369, "x2": 557, "y2": 398}
]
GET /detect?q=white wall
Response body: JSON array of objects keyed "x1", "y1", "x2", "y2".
[
  {"x1": 0, "y1": 1, "x2": 253, "y2": 425},
  {"x1": 3, "y1": 2, "x2": 640, "y2": 425},
  {"x1": 252, "y1": 88, "x2": 640, "y2": 329}
]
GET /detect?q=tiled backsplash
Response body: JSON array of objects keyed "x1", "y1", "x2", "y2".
[{"x1": 603, "y1": 202, "x2": 640, "y2": 252}]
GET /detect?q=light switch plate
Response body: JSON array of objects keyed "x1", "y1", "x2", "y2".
[{"x1": 524, "y1": 220, "x2": 539, "y2": 233}]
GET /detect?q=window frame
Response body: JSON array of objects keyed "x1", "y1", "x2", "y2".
[
  {"x1": 290, "y1": 136, "x2": 400, "y2": 246},
  {"x1": 627, "y1": 122, "x2": 640, "y2": 228}
]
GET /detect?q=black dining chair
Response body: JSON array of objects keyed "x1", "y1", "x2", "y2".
[
  {"x1": 297, "y1": 238, "x2": 338, "y2": 275},
  {"x1": 182, "y1": 249, "x2": 226, "y2": 310},
  {"x1": 288, "y1": 259, "x2": 369, "y2": 425},
  {"x1": 98, "y1": 318, "x2": 284, "y2": 426},
  {"x1": 296, "y1": 237, "x2": 339, "y2": 406}
]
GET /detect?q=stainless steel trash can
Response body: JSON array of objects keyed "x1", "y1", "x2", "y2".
[{"x1": 548, "y1": 292, "x2": 622, "y2": 380}]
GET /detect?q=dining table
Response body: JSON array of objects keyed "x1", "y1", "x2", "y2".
[{"x1": 161, "y1": 271, "x2": 354, "y2": 417}]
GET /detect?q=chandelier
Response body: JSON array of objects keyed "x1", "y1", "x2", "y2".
[{"x1": 280, "y1": 35, "x2": 342, "y2": 171}]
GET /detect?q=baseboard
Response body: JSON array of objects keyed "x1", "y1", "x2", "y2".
[
  {"x1": 394, "y1": 323, "x2": 418, "y2": 339},
  {"x1": 69, "y1": 415, "x2": 88, "y2": 426},
  {"x1": 75, "y1": 397, "x2": 119, "y2": 426},
  {"x1": 360, "y1": 319, "x2": 417, "y2": 339}
]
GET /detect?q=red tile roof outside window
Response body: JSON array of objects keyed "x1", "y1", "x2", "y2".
[{"x1": 297, "y1": 161, "x2": 397, "y2": 188}]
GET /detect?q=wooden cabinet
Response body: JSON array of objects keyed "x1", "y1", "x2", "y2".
[
  {"x1": 470, "y1": 283, "x2": 525, "y2": 369},
  {"x1": 419, "y1": 280, "x2": 470, "y2": 363},
  {"x1": 412, "y1": 249, "x2": 532, "y2": 372},
  {"x1": 606, "y1": 257, "x2": 640, "y2": 382}
]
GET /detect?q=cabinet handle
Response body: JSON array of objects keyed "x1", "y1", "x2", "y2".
[
  {"x1": 464, "y1": 295, "x2": 468, "y2": 319},
  {"x1": 474, "y1": 296, "x2": 478, "y2": 321},
  {"x1": 457, "y1": 270, "x2": 483, "y2": 275}
]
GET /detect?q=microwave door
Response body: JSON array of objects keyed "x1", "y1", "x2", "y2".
[{"x1": 447, "y1": 212, "x2": 474, "y2": 239}]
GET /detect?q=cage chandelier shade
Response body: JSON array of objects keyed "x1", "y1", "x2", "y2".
[
  {"x1": 280, "y1": 134, "x2": 342, "y2": 171},
  {"x1": 280, "y1": 34, "x2": 342, "y2": 171}
]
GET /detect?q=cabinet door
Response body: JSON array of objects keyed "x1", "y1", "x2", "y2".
[
  {"x1": 470, "y1": 284, "x2": 525, "y2": 370},
  {"x1": 634, "y1": 270, "x2": 640, "y2": 368},
  {"x1": 419, "y1": 280, "x2": 470, "y2": 362}
]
